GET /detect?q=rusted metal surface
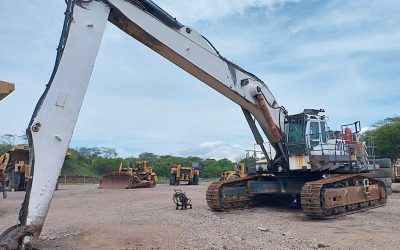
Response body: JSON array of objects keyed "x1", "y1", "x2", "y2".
[
  {"x1": 0, "y1": 225, "x2": 35, "y2": 249},
  {"x1": 301, "y1": 174, "x2": 387, "y2": 219},
  {"x1": 98, "y1": 172, "x2": 155, "y2": 189},
  {"x1": 206, "y1": 176, "x2": 255, "y2": 211},
  {"x1": 256, "y1": 93, "x2": 282, "y2": 143}
]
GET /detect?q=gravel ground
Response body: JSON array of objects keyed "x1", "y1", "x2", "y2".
[{"x1": 1, "y1": 183, "x2": 400, "y2": 249}]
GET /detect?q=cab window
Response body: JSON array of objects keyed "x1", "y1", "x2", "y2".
[
  {"x1": 310, "y1": 122, "x2": 320, "y2": 140},
  {"x1": 321, "y1": 122, "x2": 327, "y2": 143}
]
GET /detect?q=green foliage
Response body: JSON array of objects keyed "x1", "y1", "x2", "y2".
[
  {"x1": 61, "y1": 148, "x2": 235, "y2": 179},
  {"x1": 0, "y1": 136, "x2": 238, "y2": 179},
  {"x1": 0, "y1": 142, "x2": 13, "y2": 156},
  {"x1": 61, "y1": 149, "x2": 96, "y2": 177},
  {"x1": 0, "y1": 134, "x2": 27, "y2": 155},
  {"x1": 366, "y1": 116, "x2": 400, "y2": 163},
  {"x1": 91, "y1": 157, "x2": 126, "y2": 176}
]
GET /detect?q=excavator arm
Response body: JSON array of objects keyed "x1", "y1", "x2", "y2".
[{"x1": 0, "y1": 0, "x2": 287, "y2": 248}]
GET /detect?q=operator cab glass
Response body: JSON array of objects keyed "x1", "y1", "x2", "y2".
[
  {"x1": 285, "y1": 114, "x2": 307, "y2": 155},
  {"x1": 285, "y1": 109, "x2": 328, "y2": 155}
]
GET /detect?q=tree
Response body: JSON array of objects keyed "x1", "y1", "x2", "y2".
[
  {"x1": 0, "y1": 134, "x2": 27, "y2": 155},
  {"x1": 100, "y1": 147, "x2": 118, "y2": 158},
  {"x1": 138, "y1": 152, "x2": 158, "y2": 162},
  {"x1": 77, "y1": 147, "x2": 102, "y2": 166},
  {"x1": 366, "y1": 116, "x2": 400, "y2": 164}
]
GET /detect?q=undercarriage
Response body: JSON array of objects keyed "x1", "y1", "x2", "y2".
[{"x1": 206, "y1": 173, "x2": 387, "y2": 219}]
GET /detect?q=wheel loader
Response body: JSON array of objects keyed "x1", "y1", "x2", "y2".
[
  {"x1": 169, "y1": 162, "x2": 202, "y2": 185},
  {"x1": 99, "y1": 160, "x2": 157, "y2": 189}
]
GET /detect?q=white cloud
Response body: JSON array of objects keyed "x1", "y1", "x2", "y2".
[
  {"x1": 156, "y1": 0, "x2": 300, "y2": 24},
  {"x1": 178, "y1": 141, "x2": 248, "y2": 161},
  {"x1": 200, "y1": 141, "x2": 224, "y2": 148}
]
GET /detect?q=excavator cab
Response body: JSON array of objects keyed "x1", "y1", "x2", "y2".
[
  {"x1": 285, "y1": 109, "x2": 328, "y2": 155},
  {"x1": 285, "y1": 109, "x2": 374, "y2": 172}
]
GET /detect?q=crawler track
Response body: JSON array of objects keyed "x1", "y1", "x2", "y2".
[
  {"x1": 206, "y1": 176, "x2": 255, "y2": 211},
  {"x1": 301, "y1": 174, "x2": 387, "y2": 219}
]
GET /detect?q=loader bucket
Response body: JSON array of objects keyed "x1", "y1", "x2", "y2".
[{"x1": 98, "y1": 173, "x2": 133, "y2": 189}]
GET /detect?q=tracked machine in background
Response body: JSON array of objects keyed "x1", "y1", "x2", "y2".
[
  {"x1": 220, "y1": 150, "x2": 268, "y2": 181},
  {"x1": 0, "y1": 0, "x2": 390, "y2": 248},
  {"x1": 99, "y1": 160, "x2": 157, "y2": 189},
  {"x1": 220, "y1": 163, "x2": 247, "y2": 181},
  {"x1": 169, "y1": 162, "x2": 202, "y2": 185}
]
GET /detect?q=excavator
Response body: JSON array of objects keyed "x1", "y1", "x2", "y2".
[{"x1": 0, "y1": 0, "x2": 388, "y2": 248}]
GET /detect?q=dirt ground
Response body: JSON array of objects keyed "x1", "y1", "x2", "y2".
[{"x1": 1, "y1": 183, "x2": 400, "y2": 250}]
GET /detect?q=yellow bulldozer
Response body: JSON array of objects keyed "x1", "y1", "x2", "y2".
[
  {"x1": 99, "y1": 160, "x2": 157, "y2": 189},
  {"x1": 219, "y1": 163, "x2": 248, "y2": 181},
  {"x1": 169, "y1": 163, "x2": 202, "y2": 185}
]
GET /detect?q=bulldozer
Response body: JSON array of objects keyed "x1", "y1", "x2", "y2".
[
  {"x1": 220, "y1": 163, "x2": 248, "y2": 181},
  {"x1": 99, "y1": 160, "x2": 157, "y2": 189},
  {"x1": 169, "y1": 162, "x2": 202, "y2": 185},
  {"x1": 220, "y1": 150, "x2": 266, "y2": 181}
]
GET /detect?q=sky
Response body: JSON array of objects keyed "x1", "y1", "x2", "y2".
[{"x1": 0, "y1": 0, "x2": 399, "y2": 160}]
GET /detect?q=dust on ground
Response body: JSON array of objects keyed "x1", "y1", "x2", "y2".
[{"x1": 1, "y1": 183, "x2": 400, "y2": 249}]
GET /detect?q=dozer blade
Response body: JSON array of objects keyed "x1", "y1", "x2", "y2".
[
  {"x1": 98, "y1": 173, "x2": 134, "y2": 189},
  {"x1": 98, "y1": 173, "x2": 155, "y2": 189}
]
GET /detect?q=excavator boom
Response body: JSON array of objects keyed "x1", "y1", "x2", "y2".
[{"x1": 1, "y1": 1, "x2": 285, "y2": 247}]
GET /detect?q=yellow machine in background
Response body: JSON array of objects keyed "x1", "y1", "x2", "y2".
[
  {"x1": 99, "y1": 160, "x2": 157, "y2": 189},
  {"x1": 0, "y1": 145, "x2": 72, "y2": 192},
  {"x1": 0, "y1": 80, "x2": 15, "y2": 101},
  {"x1": 220, "y1": 163, "x2": 248, "y2": 181},
  {"x1": 0, "y1": 145, "x2": 30, "y2": 191},
  {"x1": 170, "y1": 163, "x2": 202, "y2": 185},
  {"x1": 393, "y1": 159, "x2": 400, "y2": 183},
  {"x1": 0, "y1": 80, "x2": 15, "y2": 197}
]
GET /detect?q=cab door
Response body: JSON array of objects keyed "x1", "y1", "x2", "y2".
[{"x1": 306, "y1": 120, "x2": 322, "y2": 153}]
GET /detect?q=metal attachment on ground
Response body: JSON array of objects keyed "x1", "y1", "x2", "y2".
[
  {"x1": 0, "y1": 225, "x2": 35, "y2": 250},
  {"x1": 173, "y1": 190, "x2": 192, "y2": 210}
]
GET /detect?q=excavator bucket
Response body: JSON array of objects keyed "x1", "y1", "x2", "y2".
[{"x1": 99, "y1": 173, "x2": 155, "y2": 189}]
